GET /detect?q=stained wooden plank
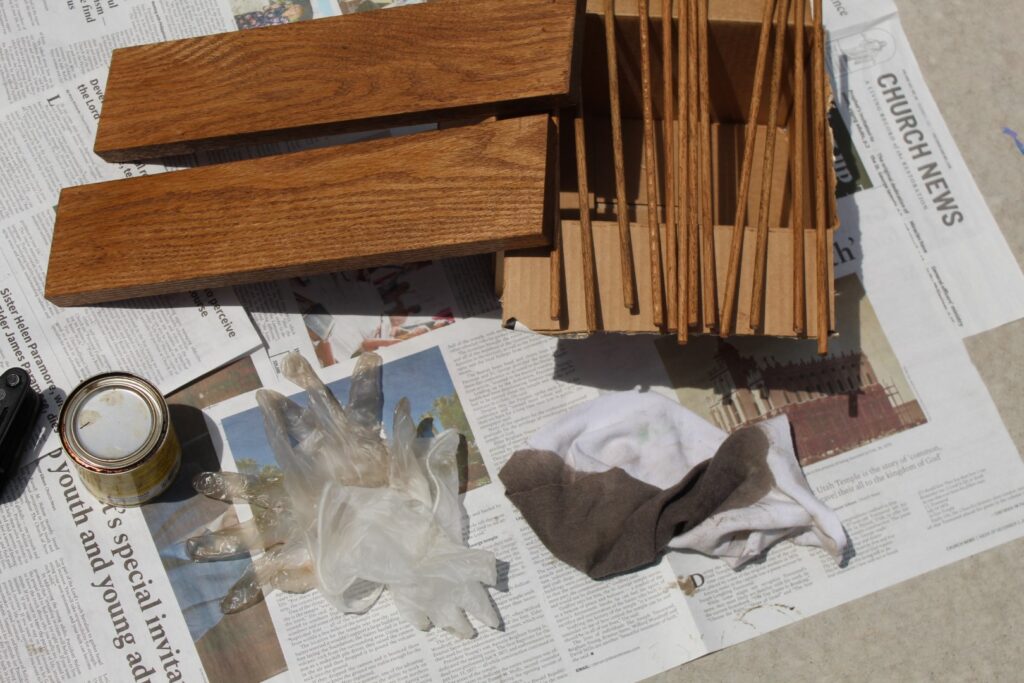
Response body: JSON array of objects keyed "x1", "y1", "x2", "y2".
[
  {"x1": 95, "y1": 0, "x2": 579, "y2": 162},
  {"x1": 48, "y1": 115, "x2": 552, "y2": 306}
]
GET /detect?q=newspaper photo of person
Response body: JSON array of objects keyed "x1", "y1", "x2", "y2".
[
  {"x1": 293, "y1": 265, "x2": 457, "y2": 367},
  {"x1": 232, "y1": 0, "x2": 314, "y2": 29}
]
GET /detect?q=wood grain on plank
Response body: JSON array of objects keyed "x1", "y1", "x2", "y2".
[
  {"x1": 549, "y1": 112, "x2": 563, "y2": 320},
  {"x1": 95, "y1": 0, "x2": 579, "y2": 161},
  {"x1": 48, "y1": 116, "x2": 552, "y2": 306},
  {"x1": 574, "y1": 104, "x2": 599, "y2": 331},
  {"x1": 686, "y1": 0, "x2": 699, "y2": 326}
]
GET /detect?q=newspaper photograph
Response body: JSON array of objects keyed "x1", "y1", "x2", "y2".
[
  {"x1": 657, "y1": 274, "x2": 927, "y2": 466},
  {"x1": 238, "y1": 256, "x2": 498, "y2": 384}
]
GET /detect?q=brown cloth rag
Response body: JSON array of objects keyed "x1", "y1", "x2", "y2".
[{"x1": 499, "y1": 427, "x2": 772, "y2": 579}]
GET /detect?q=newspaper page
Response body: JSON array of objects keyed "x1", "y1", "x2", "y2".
[
  {"x1": 12, "y1": 254, "x2": 1022, "y2": 682},
  {"x1": 662, "y1": 265, "x2": 1024, "y2": 649},
  {"x1": 823, "y1": 0, "x2": 1024, "y2": 337},
  {"x1": 0, "y1": 358, "x2": 267, "y2": 683}
]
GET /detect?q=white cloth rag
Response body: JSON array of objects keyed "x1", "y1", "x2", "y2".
[{"x1": 528, "y1": 390, "x2": 848, "y2": 567}]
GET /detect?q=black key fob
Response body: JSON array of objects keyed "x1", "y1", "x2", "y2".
[{"x1": 0, "y1": 368, "x2": 41, "y2": 497}]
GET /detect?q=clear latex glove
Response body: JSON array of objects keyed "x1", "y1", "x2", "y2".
[
  {"x1": 184, "y1": 470, "x2": 316, "y2": 613},
  {"x1": 314, "y1": 406, "x2": 499, "y2": 638},
  {"x1": 187, "y1": 352, "x2": 498, "y2": 638}
]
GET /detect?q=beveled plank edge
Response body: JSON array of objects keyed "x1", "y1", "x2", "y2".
[{"x1": 95, "y1": 95, "x2": 577, "y2": 162}]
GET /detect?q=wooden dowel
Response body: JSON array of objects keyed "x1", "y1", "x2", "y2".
[
  {"x1": 718, "y1": 0, "x2": 776, "y2": 337},
  {"x1": 639, "y1": 0, "x2": 664, "y2": 326},
  {"x1": 676, "y1": 0, "x2": 689, "y2": 343},
  {"x1": 686, "y1": 0, "x2": 699, "y2": 326},
  {"x1": 573, "y1": 103, "x2": 599, "y2": 332},
  {"x1": 662, "y1": 0, "x2": 677, "y2": 330},
  {"x1": 749, "y1": 0, "x2": 791, "y2": 330},
  {"x1": 697, "y1": 0, "x2": 716, "y2": 330},
  {"x1": 812, "y1": 0, "x2": 829, "y2": 354},
  {"x1": 549, "y1": 111, "x2": 563, "y2": 320},
  {"x1": 604, "y1": 0, "x2": 637, "y2": 310},
  {"x1": 792, "y1": 0, "x2": 807, "y2": 334}
]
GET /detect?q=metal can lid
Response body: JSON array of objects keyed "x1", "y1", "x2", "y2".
[{"x1": 60, "y1": 374, "x2": 166, "y2": 470}]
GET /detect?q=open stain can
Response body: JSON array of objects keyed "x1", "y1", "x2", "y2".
[{"x1": 59, "y1": 373, "x2": 180, "y2": 506}]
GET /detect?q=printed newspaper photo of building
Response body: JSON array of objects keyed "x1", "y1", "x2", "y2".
[{"x1": 658, "y1": 275, "x2": 927, "y2": 466}]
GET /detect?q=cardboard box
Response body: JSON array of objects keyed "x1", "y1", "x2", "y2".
[{"x1": 502, "y1": 0, "x2": 838, "y2": 339}]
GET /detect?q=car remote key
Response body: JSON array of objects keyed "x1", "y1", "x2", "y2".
[{"x1": 0, "y1": 368, "x2": 41, "y2": 498}]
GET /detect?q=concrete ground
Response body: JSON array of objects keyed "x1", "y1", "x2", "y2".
[{"x1": 656, "y1": 2, "x2": 1024, "y2": 680}]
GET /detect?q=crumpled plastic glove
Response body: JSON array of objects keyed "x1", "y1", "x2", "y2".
[
  {"x1": 185, "y1": 469, "x2": 316, "y2": 613},
  {"x1": 186, "y1": 351, "x2": 499, "y2": 638}
]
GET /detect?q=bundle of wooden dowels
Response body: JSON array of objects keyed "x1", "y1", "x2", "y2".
[{"x1": 502, "y1": 0, "x2": 837, "y2": 354}]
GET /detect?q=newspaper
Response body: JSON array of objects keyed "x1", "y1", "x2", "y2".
[
  {"x1": 3, "y1": 1, "x2": 1024, "y2": 682},
  {"x1": 0, "y1": 82, "x2": 263, "y2": 683},
  {"x1": 12, "y1": 256, "x2": 1024, "y2": 681},
  {"x1": 191, "y1": 256, "x2": 1024, "y2": 682},
  {"x1": 824, "y1": 0, "x2": 1024, "y2": 338}
]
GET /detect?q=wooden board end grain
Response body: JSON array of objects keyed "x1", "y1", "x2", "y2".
[
  {"x1": 48, "y1": 115, "x2": 553, "y2": 306},
  {"x1": 95, "y1": 0, "x2": 579, "y2": 161}
]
